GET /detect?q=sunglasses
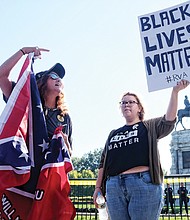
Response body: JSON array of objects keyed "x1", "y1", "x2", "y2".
[{"x1": 49, "y1": 73, "x2": 60, "y2": 80}]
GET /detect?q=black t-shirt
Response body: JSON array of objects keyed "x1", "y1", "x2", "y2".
[
  {"x1": 44, "y1": 107, "x2": 72, "y2": 148},
  {"x1": 106, "y1": 122, "x2": 149, "y2": 176},
  {"x1": 3, "y1": 81, "x2": 73, "y2": 148},
  {"x1": 165, "y1": 187, "x2": 173, "y2": 199}
]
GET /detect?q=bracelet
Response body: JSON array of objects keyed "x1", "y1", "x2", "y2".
[
  {"x1": 20, "y1": 49, "x2": 25, "y2": 55},
  {"x1": 95, "y1": 186, "x2": 102, "y2": 189}
]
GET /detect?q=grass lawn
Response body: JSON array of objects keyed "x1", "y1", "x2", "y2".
[
  {"x1": 160, "y1": 218, "x2": 189, "y2": 220},
  {"x1": 159, "y1": 214, "x2": 190, "y2": 220},
  {"x1": 74, "y1": 215, "x2": 190, "y2": 220}
]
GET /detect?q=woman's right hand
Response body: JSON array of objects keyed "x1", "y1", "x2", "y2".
[
  {"x1": 93, "y1": 187, "x2": 103, "y2": 208},
  {"x1": 20, "y1": 47, "x2": 50, "y2": 58}
]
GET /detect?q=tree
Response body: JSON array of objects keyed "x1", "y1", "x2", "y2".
[
  {"x1": 79, "y1": 148, "x2": 101, "y2": 173},
  {"x1": 71, "y1": 148, "x2": 103, "y2": 178},
  {"x1": 69, "y1": 170, "x2": 82, "y2": 178},
  {"x1": 81, "y1": 170, "x2": 95, "y2": 178},
  {"x1": 71, "y1": 157, "x2": 82, "y2": 172}
]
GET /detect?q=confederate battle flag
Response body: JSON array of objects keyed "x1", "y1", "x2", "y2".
[{"x1": 0, "y1": 53, "x2": 76, "y2": 220}]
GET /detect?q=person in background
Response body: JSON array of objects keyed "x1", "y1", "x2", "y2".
[
  {"x1": 184, "y1": 95, "x2": 190, "y2": 110},
  {"x1": 164, "y1": 183, "x2": 175, "y2": 214},
  {"x1": 0, "y1": 47, "x2": 73, "y2": 155},
  {"x1": 178, "y1": 182, "x2": 189, "y2": 215},
  {"x1": 93, "y1": 80, "x2": 190, "y2": 220}
]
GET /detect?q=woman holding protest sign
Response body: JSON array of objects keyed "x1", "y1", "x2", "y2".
[{"x1": 93, "y1": 80, "x2": 189, "y2": 220}]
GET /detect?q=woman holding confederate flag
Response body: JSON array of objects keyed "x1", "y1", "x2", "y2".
[
  {"x1": 0, "y1": 47, "x2": 75, "y2": 220},
  {"x1": 0, "y1": 46, "x2": 73, "y2": 156}
]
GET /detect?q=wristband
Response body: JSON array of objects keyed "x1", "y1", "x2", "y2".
[{"x1": 20, "y1": 49, "x2": 25, "y2": 55}]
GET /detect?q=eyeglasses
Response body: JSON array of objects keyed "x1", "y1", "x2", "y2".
[
  {"x1": 119, "y1": 100, "x2": 138, "y2": 106},
  {"x1": 49, "y1": 73, "x2": 60, "y2": 80}
]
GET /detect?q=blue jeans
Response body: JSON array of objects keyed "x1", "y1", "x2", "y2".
[{"x1": 106, "y1": 171, "x2": 163, "y2": 220}]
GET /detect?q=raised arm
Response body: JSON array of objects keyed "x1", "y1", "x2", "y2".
[
  {"x1": 165, "y1": 80, "x2": 190, "y2": 121},
  {"x1": 0, "y1": 47, "x2": 49, "y2": 99}
]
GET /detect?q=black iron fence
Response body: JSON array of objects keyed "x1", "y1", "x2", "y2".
[
  {"x1": 160, "y1": 174, "x2": 190, "y2": 219},
  {"x1": 70, "y1": 179, "x2": 97, "y2": 220},
  {"x1": 70, "y1": 175, "x2": 190, "y2": 220}
]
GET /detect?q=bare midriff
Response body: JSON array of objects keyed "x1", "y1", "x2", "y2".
[{"x1": 120, "y1": 166, "x2": 149, "y2": 174}]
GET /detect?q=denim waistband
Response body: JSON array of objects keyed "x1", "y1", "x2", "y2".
[{"x1": 108, "y1": 170, "x2": 150, "y2": 180}]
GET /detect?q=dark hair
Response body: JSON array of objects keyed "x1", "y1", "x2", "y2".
[
  {"x1": 37, "y1": 74, "x2": 68, "y2": 115},
  {"x1": 121, "y1": 92, "x2": 145, "y2": 120}
]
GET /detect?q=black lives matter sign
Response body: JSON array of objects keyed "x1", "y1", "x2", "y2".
[{"x1": 139, "y1": 1, "x2": 190, "y2": 92}]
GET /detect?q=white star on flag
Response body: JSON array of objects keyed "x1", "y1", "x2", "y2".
[
  {"x1": 19, "y1": 152, "x2": 29, "y2": 162},
  {"x1": 39, "y1": 139, "x2": 49, "y2": 152}
]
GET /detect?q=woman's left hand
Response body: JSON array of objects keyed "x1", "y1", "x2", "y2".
[
  {"x1": 61, "y1": 132, "x2": 69, "y2": 143},
  {"x1": 173, "y1": 80, "x2": 190, "y2": 92},
  {"x1": 60, "y1": 132, "x2": 72, "y2": 156}
]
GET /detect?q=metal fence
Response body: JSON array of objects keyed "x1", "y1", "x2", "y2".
[
  {"x1": 70, "y1": 179, "x2": 97, "y2": 220},
  {"x1": 70, "y1": 175, "x2": 190, "y2": 220},
  {"x1": 160, "y1": 174, "x2": 190, "y2": 219}
]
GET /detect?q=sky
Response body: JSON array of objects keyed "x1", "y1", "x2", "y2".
[{"x1": 0, "y1": 0, "x2": 190, "y2": 174}]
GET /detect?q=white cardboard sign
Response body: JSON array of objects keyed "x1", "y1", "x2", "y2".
[{"x1": 138, "y1": 1, "x2": 190, "y2": 92}]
